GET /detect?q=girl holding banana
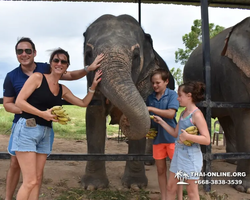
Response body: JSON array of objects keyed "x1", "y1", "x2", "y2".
[
  {"x1": 152, "y1": 81, "x2": 210, "y2": 200},
  {"x1": 11, "y1": 48, "x2": 102, "y2": 200}
]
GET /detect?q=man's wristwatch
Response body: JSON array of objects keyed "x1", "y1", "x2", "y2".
[{"x1": 84, "y1": 65, "x2": 89, "y2": 73}]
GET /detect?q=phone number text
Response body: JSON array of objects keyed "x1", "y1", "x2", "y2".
[{"x1": 195, "y1": 179, "x2": 242, "y2": 185}]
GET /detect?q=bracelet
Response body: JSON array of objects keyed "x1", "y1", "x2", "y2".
[
  {"x1": 89, "y1": 87, "x2": 95, "y2": 93},
  {"x1": 84, "y1": 65, "x2": 89, "y2": 73}
]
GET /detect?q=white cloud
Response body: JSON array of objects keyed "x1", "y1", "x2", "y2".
[{"x1": 0, "y1": 1, "x2": 249, "y2": 98}]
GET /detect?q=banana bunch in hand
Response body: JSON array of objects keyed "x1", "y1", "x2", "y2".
[
  {"x1": 51, "y1": 106, "x2": 71, "y2": 125},
  {"x1": 183, "y1": 126, "x2": 198, "y2": 146},
  {"x1": 146, "y1": 128, "x2": 158, "y2": 139}
]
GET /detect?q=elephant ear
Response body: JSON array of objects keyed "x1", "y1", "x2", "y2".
[
  {"x1": 221, "y1": 18, "x2": 250, "y2": 78},
  {"x1": 136, "y1": 33, "x2": 174, "y2": 100},
  {"x1": 136, "y1": 33, "x2": 161, "y2": 100}
]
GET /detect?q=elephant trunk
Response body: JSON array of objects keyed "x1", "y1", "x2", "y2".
[{"x1": 99, "y1": 63, "x2": 150, "y2": 140}]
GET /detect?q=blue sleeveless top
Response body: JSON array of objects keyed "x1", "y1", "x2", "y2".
[{"x1": 177, "y1": 108, "x2": 199, "y2": 142}]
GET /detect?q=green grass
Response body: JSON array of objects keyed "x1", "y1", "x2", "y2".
[
  {"x1": 0, "y1": 105, "x2": 13, "y2": 135},
  {"x1": 0, "y1": 104, "x2": 220, "y2": 140},
  {"x1": 0, "y1": 105, "x2": 119, "y2": 140}
]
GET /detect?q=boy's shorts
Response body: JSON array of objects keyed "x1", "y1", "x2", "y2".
[
  {"x1": 153, "y1": 143, "x2": 175, "y2": 160},
  {"x1": 10, "y1": 118, "x2": 52, "y2": 155},
  {"x1": 8, "y1": 122, "x2": 55, "y2": 156}
]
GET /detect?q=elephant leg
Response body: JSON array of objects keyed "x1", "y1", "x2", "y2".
[
  {"x1": 122, "y1": 138, "x2": 148, "y2": 189},
  {"x1": 144, "y1": 138, "x2": 155, "y2": 166},
  {"x1": 218, "y1": 116, "x2": 237, "y2": 164},
  {"x1": 218, "y1": 116, "x2": 237, "y2": 153},
  {"x1": 81, "y1": 105, "x2": 109, "y2": 189},
  {"x1": 231, "y1": 110, "x2": 250, "y2": 193}
]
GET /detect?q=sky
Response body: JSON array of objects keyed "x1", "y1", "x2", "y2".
[{"x1": 0, "y1": 1, "x2": 249, "y2": 98}]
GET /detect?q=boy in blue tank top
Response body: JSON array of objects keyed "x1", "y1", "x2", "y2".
[
  {"x1": 3, "y1": 37, "x2": 104, "y2": 200},
  {"x1": 153, "y1": 81, "x2": 210, "y2": 200},
  {"x1": 146, "y1": 69, "x2": 181, "y2": 200}
]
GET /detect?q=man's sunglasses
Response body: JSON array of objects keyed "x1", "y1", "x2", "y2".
[
  {"x1": 52, "y1": 58, "x2": 68, "y2": 64},
  {"x1": 16, "y1": 49, "x2": 33, "y2": 55}
]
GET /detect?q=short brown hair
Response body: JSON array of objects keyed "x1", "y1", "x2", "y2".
[{"x1": 150, "y1": 68, "x2": 170, "y2": 82}]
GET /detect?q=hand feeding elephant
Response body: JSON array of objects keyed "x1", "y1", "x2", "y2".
[
  {"x1": 184, "y1": 17, "x2": 250, "y2": 193},
  {"x1": 82, "y1": 14, "x2": 174, "y2": 189}
]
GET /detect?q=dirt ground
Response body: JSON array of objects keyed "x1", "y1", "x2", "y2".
[{"x1": 0, "y1": 134, "x2": 250, "y2": 200}]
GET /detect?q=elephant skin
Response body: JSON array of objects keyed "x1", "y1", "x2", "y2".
[
  {"x1": 183, "y1": 17, "x2": 250, "y2": 193},
  {"x1": 82, "y1": 14, "x2": 174, "y2": 189}
]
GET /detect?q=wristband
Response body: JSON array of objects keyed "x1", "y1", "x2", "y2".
[
  {"x1": 89, "y1": 87, "x2": 95, "y2": 93},
  {"x1": 84, "y1": 65, "x2": 89, "y2": 73}
]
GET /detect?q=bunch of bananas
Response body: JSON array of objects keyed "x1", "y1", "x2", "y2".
[
  {"x1": 183, "y1": 126, "x2": 198, "y2": 146},
  {"x1": 146, "y1": 128, "x2": 158, "y2": 139},
  {"x1": 51, "y1": 106, "x2": 71, "y2": 125}
]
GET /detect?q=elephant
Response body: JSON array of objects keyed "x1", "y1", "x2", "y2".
[
  {"x1": 183, "y1": 17, "x2": 250, "y2": 193},
  {"x1": 82, "y1": 14, "x2": 174, "y2": 189}
]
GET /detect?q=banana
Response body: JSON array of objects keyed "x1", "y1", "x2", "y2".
[
  {"x1": 51, "y1": 105, "x2": 70, "y2": 125},
  {"x1": 57, "y1": 117, "x2": 71, "y2": 122},
  {"x1": 185, "y1": 126, "x2": 198, "y2": 132},
  {"x1": 52, "y1": 109, "x2": 65, "y2": 115},
  {"x1": 54, "y1": 113, "x2": 68, "y2": 117},
  {"x1": 146, "y1": 128, "x2": 158, "y2": 139},
  {"x1": 187, "y1": 130, "x2": 198, "y2": 135},
  {"x1": 183, "y1": 126, "x2": 199, "y2": 146},
  {"x1": 58, "y1": 121, "x2": 67, "y2": 125},
  {"x1": 183, "y1": 140, "x2": 192, "y2": 146},
  {"x1": 52, "y1": 106, "x2": 63, "y2": 110}
]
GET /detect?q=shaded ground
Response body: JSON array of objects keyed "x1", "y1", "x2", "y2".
[{"x1": 0, "y1": 135, "x2": 250, "y2": 199}]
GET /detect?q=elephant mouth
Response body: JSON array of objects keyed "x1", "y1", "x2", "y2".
[{"x1": 119, "y1": 115, "x2": 132, "y2": 139}]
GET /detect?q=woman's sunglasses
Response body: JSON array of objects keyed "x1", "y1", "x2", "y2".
[
  {"x1": 52, "y1": 58, "x2": 68, "y2": 64},
  {"x1": 16, "y1": 49, "x2": 33, "y2": 55}
]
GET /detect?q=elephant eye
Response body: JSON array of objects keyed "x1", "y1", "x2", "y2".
[
  {"x1": 133, "y1": 47, "x2": 140, "y2": 60},
  {"x1": 131, "y1": 47, "x2": 141, "y2": 83},
  {"x1": 85, "y1": 46, "x2": 93, "y2": 65}
]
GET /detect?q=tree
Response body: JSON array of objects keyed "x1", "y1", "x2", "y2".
[
  {"x1": 170, "y1": 67, "x2": 183, "y2": 86},
  {"x1": 175, "y1": 19, "x2": 225, "y2": 65}
]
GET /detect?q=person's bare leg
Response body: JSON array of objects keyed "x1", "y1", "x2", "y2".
[
  {"x1": 168, "y1": 159, "x2": 183, "y2": 200},
  {"x1": 177, "y1": 185, "x2": 183, "y2": 200},
  {"x1": 5, "y1": 156, "x2": 21, "y2": 200},
  {"x1": 28, "y1": 154, "x2": 47, "y2": 200},
  {"x1": 15, "y1": 152, "x2": 38, "y2": 200},
  {"x1": 186, "y1": 180, "x2": 200, "y2": 200},
  {"x1": 166, "y1": 172, "x2": 178, "y2": 200},
  {"x1": 155, "y1": 159, "x2": 167, "y2": 200}
]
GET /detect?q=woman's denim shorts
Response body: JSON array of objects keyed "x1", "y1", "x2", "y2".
[
  {"x1": 11, "y1": 118, "x2": 52, "y2": 155},
  {"x1": 8, "y1": 122, "x2": 54, "y2": 156},
  {"x1": 170, "y1": 142, "x2": 203, "y2": 180}
]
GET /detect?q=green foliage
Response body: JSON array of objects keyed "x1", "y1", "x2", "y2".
[
  {"x1": 170, "y1": 67, "x2": 183, "y2": 87},
  {"x1": 175, "y1": 19, "x2": 225, "y2": 65}
]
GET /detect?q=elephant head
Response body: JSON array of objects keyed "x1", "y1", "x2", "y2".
[
  {"x1": 83, "y1": 14, "x2": 173, "y2": 140},
  {"x1": 221, "y1": 17, "x2": 250, "y2": 78}
]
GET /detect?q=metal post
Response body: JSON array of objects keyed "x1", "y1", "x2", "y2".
[
  {"x1": 138, "y1": 0, "x2": 141, "y2": 26},
  {"x1": 200, "y1": 0, "x2": 212, "y2": 192}
]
